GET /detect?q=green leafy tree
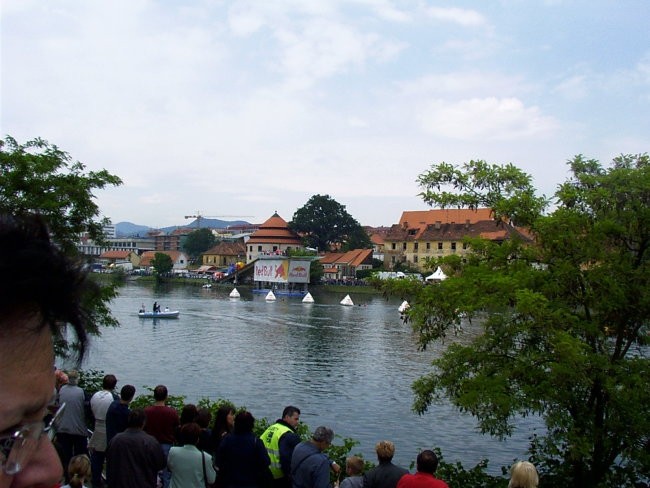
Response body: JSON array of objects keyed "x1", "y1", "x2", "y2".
[
  {"x1": 0, "y1": 136, "x2": 123, "y2": 356},
  {"x1": 381, "y1": 155, "x2": 650, "y2": 487},
  {"x1": 0, "y1": 136, "x2": 123, "y2": 255},
  {"x1": 183, "y1": 228, "x2": 217, "y2": 261},
  {"x1": 290, "y1": 194, "x2": 370, "y2": 252},
  {"x1": 151, "y1": 252, "x2": 174, "y2": 277}
]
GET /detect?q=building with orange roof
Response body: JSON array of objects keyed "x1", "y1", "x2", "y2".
[
  {"x1": 384, "y1": 208, "x2": 532, "y2": 271},
  {"x1": 320, "y1": 249, "x2": 374, "y2": 281},
  {"x1": 139, "y1": 250, "x2": 190, "y2": 270},
  {"x1": 245, "y1": 212, "x2": 303, "y2": 263},
  {"x1": 202, "y1": 240, "x2": 246, "y2": 267}
]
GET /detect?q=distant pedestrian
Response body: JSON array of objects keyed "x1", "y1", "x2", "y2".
[
  {"x1": 291, "y1": 426, "x2": 339, "y2": 488},
  {"x1": 339, "y1": 456, "x2": 364, "y2": 488},
  {"x1": 508, "y1": 461, "x2": 539, "y2": 488},
  {"x1": 106, "y1": 409, "x2": 166, "y2": 488},
  {"x1": 144, "y1": 385, "x2": 179, "y2": 488},
  {"x1": 396, "y1": 450, "x2": 448, "y2": 488},
  {"x1": 260, "y1": 406, "x2": 301, "y2": 488},
  {"x1": 106, "y1": 384, "x2": 136, "y2": 446},
  {"x1": 56, "y1": 370, "x2": 89, "y2": 483},
  {"x1": 363, "y1": 441, "x2": 408, "y2": 488}
]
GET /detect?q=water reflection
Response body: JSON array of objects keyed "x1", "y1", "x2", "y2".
[{"x1": 83, "y1": 282, "x2": 539, "y2": 472}]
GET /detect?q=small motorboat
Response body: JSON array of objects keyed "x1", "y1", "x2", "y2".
[{"x1": 137, "y1": 310, "x2": 180, "y2": 319}]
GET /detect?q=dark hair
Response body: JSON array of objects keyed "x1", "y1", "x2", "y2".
[
  {"x1": 120, "y1": 385, "x2": 136, "y2": 402},
  {"x1": 282, "y1": 406, "x2": 301, "y2": 419},
  {"x1": 128, "y1": 408, "x2": 147, "y2": 428},
  {"x1": 180, "y1": 404, "x2": 199, "y2": 425},
  {"x1": 178, "y1": 422, "x2": 201, "y2": 446},
  {"x1": 196, "y1": 408, "x2": 212, "y2": 429},
  {"x1": 416, "y1": 450, "x2": 439, "y2": 474},
  {"x1": 234, "y1": 411, "x2": 255, "y2": 434},
  {"x1": 0, "y1": 214, "x2": 97, "y2": 363},
  {"x1": 153, "y1": 385, "x2": 168, "y2": 401},
  {"x1": 103, "y1": 374, "x2": 117, "y2": 390},
  {"x1": 210, "y1": 405, "x2": 235, "y2": 452}
]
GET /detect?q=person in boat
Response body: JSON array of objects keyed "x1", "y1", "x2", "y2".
[
  {"x1": 153, "y1": 301, "x2": 161, "y2": 313},
  {"x1": 139, "y1": 303, "x2": 145, "y2": 313},
  {"x1": 0, "y1": 213, "x2": 98, "y2": 488}
]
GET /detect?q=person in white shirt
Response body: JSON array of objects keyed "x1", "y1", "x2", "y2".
[{"x1": 88, "y1": 374, "x2": 117, "y2": 488}]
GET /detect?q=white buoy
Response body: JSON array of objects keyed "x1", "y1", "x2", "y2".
[
  {"x1": 229, "y1": 288, "x2": 240, "y2": 298},
  {"x1": 302, "y1": 292, "x2": 314, "y2": 303},
  {"x1": 265, "y1": 290, "x2": 276, "y2": 301},
  {"x1": 398, "y1": 300, "x2": 409, "y2": 313},
  {"x1": 340, "y1": 294, "x2": 354, "y2": 306}
]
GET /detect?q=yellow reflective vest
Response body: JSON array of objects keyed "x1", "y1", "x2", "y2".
[{"x1": 260, "y1": 422, "x2": 293, "y2": 479}]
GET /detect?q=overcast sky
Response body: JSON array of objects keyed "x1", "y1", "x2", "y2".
[{"x1": 3, "y1": 1, "x2": 649, "y2": 228}]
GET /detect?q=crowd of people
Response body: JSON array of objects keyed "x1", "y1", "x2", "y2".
[{"x1": 0, "y1": 213, "x2": 540, "y2": 488}]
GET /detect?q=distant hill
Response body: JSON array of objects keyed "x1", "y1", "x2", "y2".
[{"x1": 115, "y1": 219, "x2": 252, "y2": 237}]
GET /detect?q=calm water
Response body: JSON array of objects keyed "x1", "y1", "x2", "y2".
[{"x1": 81, "y1": 281, "x2": 537, "y2": 472}]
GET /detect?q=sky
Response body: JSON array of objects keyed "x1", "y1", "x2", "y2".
[{"x1": 2, "y1": 1, "x2": 649, "y2": 228}]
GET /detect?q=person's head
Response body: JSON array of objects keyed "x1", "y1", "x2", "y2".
[
  {"x1": 0, "y1": 214, "x2": 97, "y2": 488},
  {"x1": 67, "y1": 454, "x2": 91, "y2": 488},
  {"x1": 128, "y1": 409, "x2": 147, "y2": 429},
  {"x1": 180, "y1": 404, "x2": 198, "y2": 425},
  {"x1": 196, "y1": 408, "x2": 212, "y2": 429},
  {"x1": 178, "y1": 422, "x2": 201, "y2": 446},
  {"x1": 233, "y1": 411, "x2": 255, "y2": 434},
  {"x1": 375, "y1": 441, "x2": 396, "y2": 463},
  {"x1": 416, "y1": 450, "x2": 439, "y2": 475},
  {"x1": 345, "y1": 456, "x2": 364, "y2": 476},
  {"x1": 213, "y1": 405, "x2": 235, "y2": 434},
  {"x1": 67, "y1": 370, "x2": 80, "y2": 386},
  {"x1": 153, "y1": 384, "x2": 168, "y2": 402},
  {"x1": 311, "y1": 426, "x2": 334, "y2": 451},
  {"x1": 509, "y1": 461, "x2": 539, "y2": 488},
  {"x1": 102, "y1": 374, "x2": 117, "y2": 391},
  {"x1": 120, "y1": 384, "x2": 136, "y2": 403},
  {"x1": 282, "y1": 405, "x2": 301, "y2": 428}
]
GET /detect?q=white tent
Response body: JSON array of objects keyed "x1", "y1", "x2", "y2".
[{"x1": 425, "y1": 266, "x2": 447, "y2": 282}]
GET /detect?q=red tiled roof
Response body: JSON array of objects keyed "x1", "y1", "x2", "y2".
[
  {"x1": 247, "y1": 212, "x2": 302, "y2": 246},
  {"x1": 320, "y1": 249, "x2": 373, "y2": 267},
  {"x1": 139, "y1": 250, "x2": 186, "y2": 266},
  {"x1": 399, "y1": 208, "x2": 493, "y2": 226},
  {"x1": 100, "y1": 250, "x2": 132, "y2": 259},
  {"x1": 204, "y1": 241, "x2": 246, "y2": 256}
]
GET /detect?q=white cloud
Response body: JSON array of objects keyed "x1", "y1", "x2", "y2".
[
  {"x1": 418, "y1": 97, "x2": 558, "y2": 141},
  {"x1": 425, "y1": 7, "x2": 487, "y2": 27}
]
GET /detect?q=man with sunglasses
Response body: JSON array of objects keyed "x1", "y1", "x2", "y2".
[{"x1": 0, "y1": 214, "x2": 97, "y2": 488}]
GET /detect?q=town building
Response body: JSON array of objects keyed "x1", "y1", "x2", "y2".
[
  {"x1": 245, "y1": 212, "x2": 303, "y2": 263},
  {"x1": 139, "y1": 250, "x2": 189, "y2": 270},
  {"x1": 319, "y1": 249, "x2": 374, "y2": 281},
  {"x1": 384, "y1": 208, "x2": 531, "y2": 271},
  {"x1": 202, "y1": 240, "x2": 247, "y2": 268}
]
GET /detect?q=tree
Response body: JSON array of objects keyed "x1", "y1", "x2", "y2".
[
  {"x1": 0, "y1": 136, "x2": 123, "y2": 255},
  {"x1": 380, "y1": 156, "x2": 650, "y2": 487},
  {"x1": 0, "y1": 136, "x2": 123, "y2": 356},
  {"x1": 151, "y1": 252, "x2": 173, "y2": 277},
  {"x1": 289, "y1": 194, "x2": 370, "y2": 252},
  {"x1": 183, "y1": 228, "x2": 217, "y2": 261}
]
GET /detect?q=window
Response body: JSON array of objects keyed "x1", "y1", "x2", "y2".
[
  {"x1": 414, "y1": 256, "x2": 418, "y2": 263},
  {"x1": 426, "y1": 242, "x2": 431, "y2": 250},
  {"x1": 392, "y1": 243, "x2": 396, "y2": 250},
  {"x1": 414, "y1": 242, "x2": 419, "y2": 251},
  {"x1": 437, "y1": 242, "x2": 443, "y2": 250},
  {"x1": 402, "y1": 243, "x2": 407, "y2": 250},
  {"x1": 257, "y1": 246, "x2": 262, "y2": 252},
  {"x1": 462, "y1": 242, "x2": 468, "y2": 250},
  {"x1": 451, "y1": 242, "x2": 457, "y2": 251}
]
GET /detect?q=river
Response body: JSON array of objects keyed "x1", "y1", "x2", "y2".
[{"x1": 80, "y1": 281, "x2": 538, "y2": 473}]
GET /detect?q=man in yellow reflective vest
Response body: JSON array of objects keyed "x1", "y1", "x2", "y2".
[{"x1": 261, "y1": 406, "x2": 302, "y2": 488}]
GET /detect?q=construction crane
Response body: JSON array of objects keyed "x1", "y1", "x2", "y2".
[{"x1": 184, "y1": 212, "x2": 254, "y2": 228}]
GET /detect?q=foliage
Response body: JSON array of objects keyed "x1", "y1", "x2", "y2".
[
  {"x1": 1, "y1": 136, "x2": 123, "y2": 357},
  {"x1": 380, "y1": 154, "x2": 650, "y2": 487},
  {"x1": 0, "y1": 135, "x2": 123, "y2": 255},
  {"x1": 290, "y1": 195, "x2": 370, "y2": 252},
  {"x1": 341, "y1": 226, "x2": 372, "y2": 252},
  {"x1": 183, "y1": 228, "x2": 217, "y2": 260},
  {"x1": 151, "y1": 252, "x2": 174, "y2": 277}
]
